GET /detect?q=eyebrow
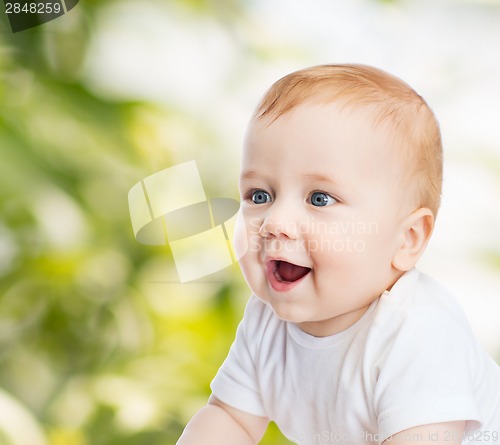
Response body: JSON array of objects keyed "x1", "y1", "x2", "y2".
[
  {"x1": 239, "y1": 170, "x2": 260, "y2": 180},
  {"x1": 240, "y1": 171, "x2": 341, "y2": 184},
  {"x1": 302, "y1": 173, "x2": 338, "y2": 184}
]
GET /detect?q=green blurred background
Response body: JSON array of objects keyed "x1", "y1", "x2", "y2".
[{"x1": 1, "y1": 1, "x2": 500, "y2": 444}]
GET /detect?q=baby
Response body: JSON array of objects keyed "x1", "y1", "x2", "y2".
[{"x1": 176, "y1": 64, "x2": 500, "y2": 444}]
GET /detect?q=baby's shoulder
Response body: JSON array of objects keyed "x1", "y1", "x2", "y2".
[
  {"x1": 371, "y1": 269, "x2": 475, "y2": 349},
  {"x1": 377, "y1": 269, "x2": 467, "y2": 322}
]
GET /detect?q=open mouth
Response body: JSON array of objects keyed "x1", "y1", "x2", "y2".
[{"x1": 269, "y1": 260, "x2": 311, "y2": 283}]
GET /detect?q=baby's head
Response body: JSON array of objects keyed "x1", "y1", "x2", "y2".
[{"x1": 235, "y1": 64, "x2": 443, "y2": 336}]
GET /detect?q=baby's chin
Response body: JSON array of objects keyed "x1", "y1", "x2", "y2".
[{"x1": 260, "y1": 297, "x2": 313, "y2": 324}]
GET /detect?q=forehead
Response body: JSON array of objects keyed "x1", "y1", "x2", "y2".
[{"x1": 242, "y1": 102, "x2": 398, "y2": 177}]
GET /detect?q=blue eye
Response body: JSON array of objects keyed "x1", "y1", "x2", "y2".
[
  {"x1": 310, "y1": 191, "x2": 336, "y2": 207},
  {"x1": 251, "y1": 190, "x2": 272, "y2": 204}
]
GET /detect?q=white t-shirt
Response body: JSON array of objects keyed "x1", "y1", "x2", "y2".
[{"x1": 210, "y1": 269, "x2": 500, "y2": 444}]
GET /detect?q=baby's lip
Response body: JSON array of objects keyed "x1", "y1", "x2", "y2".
[{"x1": 265, "y1": 256, "x2": 310, "y2": 269}]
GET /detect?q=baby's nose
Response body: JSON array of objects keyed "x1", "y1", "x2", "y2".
[{"x1": 258, "y1": 208, "x2": 300, "y2": 239}]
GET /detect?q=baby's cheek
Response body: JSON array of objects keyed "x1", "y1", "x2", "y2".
[{"x1": 232, "y1": 210, "x2": 251, "y2": 261}]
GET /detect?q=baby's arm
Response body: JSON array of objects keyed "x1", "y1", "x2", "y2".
[
  {"x1": 176, "y1": 395, "x2": 269, "y2": 445},
  {"x1": 384, "y1": 421, "x2": 466, "y2": 445}
]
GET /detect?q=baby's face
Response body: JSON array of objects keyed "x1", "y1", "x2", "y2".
[{"x1": 235, "y1": 102, "x2": 413, "y2": 337}]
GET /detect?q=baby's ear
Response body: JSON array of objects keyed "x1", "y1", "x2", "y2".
[{"x1": 392, "y1": 207, "x2": 434, "y2": 272}]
